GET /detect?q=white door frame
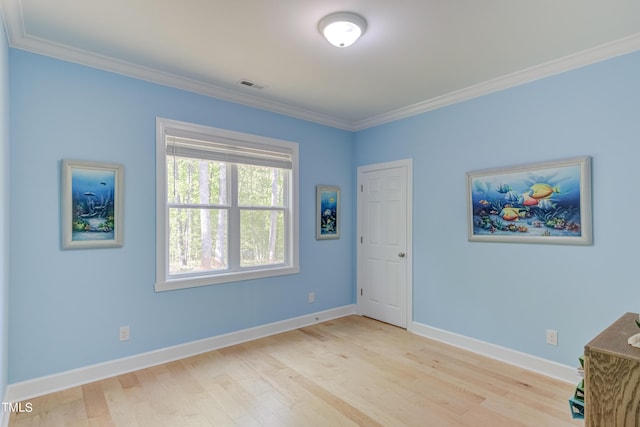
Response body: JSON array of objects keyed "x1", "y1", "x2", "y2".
[{"x1": 356, "y1": 159, "x2": 413, "y2": 331}]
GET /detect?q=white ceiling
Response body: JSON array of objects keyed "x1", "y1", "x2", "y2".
[{"x1": 2, "y1": 0, "x2": 640, "y2": 130}]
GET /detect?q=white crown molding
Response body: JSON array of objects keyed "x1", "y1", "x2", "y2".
[
  {"x1": 2, "y1": 1, "x2": 640, "y2": 131},
  {"x1": 0, "y1": 0, "x2": 354, "y2": 131},
  {"x1": 354, "y1": 32, "x2": 640, "y2": 130},
  {"x1": 16, "y1": 36, "x2": 356, "y2": 131}
]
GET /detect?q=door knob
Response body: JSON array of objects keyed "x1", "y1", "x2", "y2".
[{"x1": 398, "y1": 252, "x2": 406, "y2": 258}]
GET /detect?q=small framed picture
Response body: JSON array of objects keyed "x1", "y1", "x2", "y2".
[
  {"x1": 61, "y1": 159, "x2": 124, "y2": 249},
  {"x1": 316, "y1": 185, "x2": 340, "y2": 240}
]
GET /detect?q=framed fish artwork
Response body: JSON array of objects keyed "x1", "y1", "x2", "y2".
[
  {"x1": 61, "y1": 159, "x2": 124, "y2": 249},
  {"x1": 316, "y1": 185, "x2": 340, "y2": 240},
  {"x1": 467, "y1": 156, "x2": 592, "y2": 245}
]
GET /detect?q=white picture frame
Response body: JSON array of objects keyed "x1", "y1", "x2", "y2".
[
  {"x1": 61, "y1": 159, "x2": 124, "y2": 249},
  {"x1": 467, "y1": 156, "x2": 592, "y2": 245},
  {"x1": 316, "y1": 185, "x2": 340, "y2": 240}
]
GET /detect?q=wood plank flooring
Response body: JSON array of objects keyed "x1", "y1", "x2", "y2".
[{"x1": 9, "y1": 315, "x2": 582, "y2": 426}]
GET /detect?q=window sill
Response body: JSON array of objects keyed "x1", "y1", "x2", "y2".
[{"x1": 155, "y1": 265, "x2": 300, "y2": 292}]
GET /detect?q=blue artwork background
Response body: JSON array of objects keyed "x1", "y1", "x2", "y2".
[
  {"x1": 319, "y1": 190, "x2": 338, "y2": 236},
  {"x1": 470, "y1": 163, "x2": 583, "y2": 237},
  {"x1": 71, "y1": 167, "x2": 116, "y2": 241}
]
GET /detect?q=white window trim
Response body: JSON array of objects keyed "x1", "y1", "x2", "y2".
[{"x1": 155, "y1": 118, "x2": 299, "y2": 292}]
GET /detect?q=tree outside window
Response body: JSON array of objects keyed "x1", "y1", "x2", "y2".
[{"x1": 156, "y1": 118, "x2": 299, "y2": 291}]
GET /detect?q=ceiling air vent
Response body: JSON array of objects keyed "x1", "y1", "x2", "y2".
[{"x1": 239, "y1": 79, "x2": 265, "y2": 90}]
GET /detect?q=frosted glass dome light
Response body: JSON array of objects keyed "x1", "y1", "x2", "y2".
[{"x1": 318, "y1": 12, "x2": 367, "y2": 48}]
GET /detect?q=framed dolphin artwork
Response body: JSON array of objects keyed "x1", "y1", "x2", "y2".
[
  {"x1": 61, "y1": 159, "x2": 124, "y2": 249},
  {"x1": 316, "y1": 185, "x2": 340, "y2": 240}
]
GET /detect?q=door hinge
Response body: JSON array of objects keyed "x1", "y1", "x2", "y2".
[
  {"x1": 360, "y1": 184, "x2": 363, "y2": 192},
  {"x1": 360, "y1": 236, "x2": 363, "y2": 244},
  {"x1": 360, "y1": 288, "x2": 363, "y2": 296}
]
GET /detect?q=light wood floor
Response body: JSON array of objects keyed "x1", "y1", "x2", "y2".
[{"x1": 10, "y1": 315, "x2": 582, "y2": 426}]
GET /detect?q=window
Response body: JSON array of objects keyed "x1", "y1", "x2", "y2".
[{"x1": 156, "y1": 118, "x2": 299, "y2": 291}]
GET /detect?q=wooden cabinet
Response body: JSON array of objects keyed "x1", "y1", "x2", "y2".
[{"x1": 584, "y1": 312, "x2": 640, "y2": 426}]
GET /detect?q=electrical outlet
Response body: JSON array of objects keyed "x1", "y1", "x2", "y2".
[
  {"x1": 308, "y1": 292, "x2": 315, "y2": 303},
  {"x1": 119, "y1": 326, "x2": 130, "y2": 342},
  {"x1": 546, "y1": 329, "x2": 558, "y2": 346}
]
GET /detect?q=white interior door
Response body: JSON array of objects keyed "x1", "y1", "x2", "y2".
[{"x1": 357, "y1": 159, "x2": 412, "y2": 329}]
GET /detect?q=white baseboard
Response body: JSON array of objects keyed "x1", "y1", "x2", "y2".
[
  {"x1": 411, "y1": 321, "x2": 579, "y2": 384},
  {"x1": 5, "y1": 308, "x2": 580, "y2": 407},
  {"x1": 5, "y1": 305, "x2": 356, "y2": 402}
]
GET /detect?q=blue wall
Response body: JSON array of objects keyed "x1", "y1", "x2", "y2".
[
  {"x1": 8, "y1": 50, "x2": 355, "y2": 383},
  {"x1": 355, "y1": 51, "x2": 640, "y2": 366},
  {"x1": 0, "y1": 17, "x2": 10, "y2": 401},
  {"x1": 7, "y1": 44, "x2": 640, "y2": 385}
]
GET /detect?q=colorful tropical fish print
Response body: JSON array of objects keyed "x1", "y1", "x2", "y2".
[
  {"x1": 500, "y1": 207, "x2": 525, "y2": 221},
  {"x1": 496, "y1": 184, "x2": 511, "y2": 194},
  {"x1": 528, "y1": 183, "x2": 560, "y2": 199}
]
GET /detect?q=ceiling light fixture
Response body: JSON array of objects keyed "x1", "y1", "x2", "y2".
[{"x1": 318, "y1": 12, "x2": 367, "y2": 48}]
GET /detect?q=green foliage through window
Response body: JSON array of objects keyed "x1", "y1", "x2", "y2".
[
  {"x1": 167, "y1": 157, "x2": 287, "y2": 275},
  {"x1": 156, "y1": 118, "x2": 298, "y2": 290}
]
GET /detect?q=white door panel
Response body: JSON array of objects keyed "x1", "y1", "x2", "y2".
[{"x1": 357, "y1": 160, "x2": 412, "y2": 329}]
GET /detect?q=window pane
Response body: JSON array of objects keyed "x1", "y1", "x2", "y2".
[
  {"x1": 167, "y1": 156, "x2": 227, "y2": 205},
  {"x1": 158, "y1": 119, "x2": 299, "y2": 291},
  {"x1": 169, "y1": 208, "x2": 228, "y2": 275},
  {"x1": 238, "y1": 164, "x2": 284, "y2": 207},
  {"x1": 240, "y1": 210, "x2": 284, "y2": 267}
]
